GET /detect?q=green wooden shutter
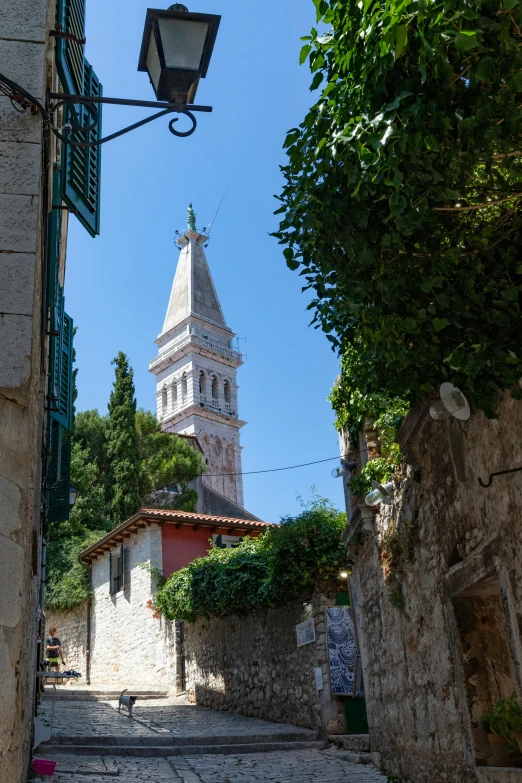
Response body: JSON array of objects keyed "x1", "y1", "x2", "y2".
[
  {"x1": 55, "y1": 0, "x2": 85, "y2": 96},
  {"x1": 48, "y1": 434, "x2": 72, "y2": 523},
  {"x1": 48, "y1": 285, "x2": 64, "y2": 414},
  {"x1": 61, "y1": 60, "x2": 102, "y2": 237},
  {"x1": 46, "y1": 414, "x2": 62, "y2": 488},
  {"x1": 55, "y1": 312, "x2": 74, "y2": 430}
]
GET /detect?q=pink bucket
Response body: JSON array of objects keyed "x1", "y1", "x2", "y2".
[{"x1": 32, "y1": 758, "x2": 58, "y2": 776}]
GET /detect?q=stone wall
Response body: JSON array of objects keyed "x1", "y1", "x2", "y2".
[
  {"x1": 46, "y1": 604, "x2": 89, "y2": 676},
  {"x1": 346, "y1": 391, "x2": 522, "y2": 783},
  {"x1": 184, "y1": 594, "x2": 347, "y2": 735},
  {"x1": 89, "y1": 524, "x2": 178, "y2": 689},
  {"x1": 0, "y1": 3, "x2": 54, "y2": 780}
]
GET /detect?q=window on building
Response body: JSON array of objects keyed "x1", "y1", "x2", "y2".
[
  {"x1": 199, "y1": 371, "x2": 205, "y2": 396},
  {"x1": 109, "y1": 546, "x2": 124, "y2": 595},
  {"x1": 162, "y1": 386, "x2": 168, "y2": 414},
  {"x1": 213, "y1": 534, "x2": 243, "y2": 549},
  {"x1": 181, "y1": 373, "x2": 188, "y2": 400},
  {"x1": 170, "y1": 381, "x2": 178, "y2": 408},
  {"x1": 211, "y1": 375, "x2": 218, "y2": 399},
  {"x1": 224, "y1": 380, "x2": 231, "y2": 403},
  {"x1": 452, "y1": 571, "x2": 518, "y2": 766}
]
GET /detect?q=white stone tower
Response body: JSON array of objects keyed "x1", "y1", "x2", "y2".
[{"x1": 149, "y1": 205, "x2": 245, "y2": 507}]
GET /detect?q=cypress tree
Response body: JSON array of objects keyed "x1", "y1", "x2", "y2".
[{"x1": 106, "y1": 352, "x2": 141, "y2": 523}]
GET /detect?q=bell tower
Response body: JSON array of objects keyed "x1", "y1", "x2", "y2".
[{"x1": 149, "y1": 205, "x2": 245, "y2": 507}]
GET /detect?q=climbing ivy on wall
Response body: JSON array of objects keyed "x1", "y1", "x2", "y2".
[
  {"x1": 275, "y1": 0, "x2": 522, "y2": 437},
  {"x1": 154, "y1": 496, "x2": 346, "y2": 622}
]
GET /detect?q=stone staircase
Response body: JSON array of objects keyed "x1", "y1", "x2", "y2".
[
  {"x1": 41, "y1": 730, "x2": 325, "y2": 757},
  {"x1": 41, "y1": 686, "x2": 169, "y2": 702},
  {"x1": 326, "y1": 734, "x2": 373, "y2": 764}
]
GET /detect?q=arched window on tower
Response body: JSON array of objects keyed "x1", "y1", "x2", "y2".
[
  {"x1": 170, "y1": 380, "x2": 178, "y2": 410},
  {"x1": 181, "y1": 372, "x2": 188, "y2": 401},
  {"x1": 199, "y1": 371, "x2": 206, "y2": 399},
  {"x1": 224, "y1": 380, "x2": 231, "y2": 404},
  {"x1": 161, "y1": 386, "x2": 168, "y2": 416},
  {"x1": 211, "y1": 375, "x2": 218, "y2": 400}
]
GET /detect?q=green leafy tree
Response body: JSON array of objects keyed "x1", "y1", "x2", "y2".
[
  {"x1": 46, "y1": 357, "x2": 205, "y2": 612},
  {"x1": 136, "y1": 409, "x2": 202, "y2": 511},
  {"x1": 275, "y1": 0, "x2": 522, "y2": 436},
  {"x1": 154, "y1": 496, "x2": 347, "y2": 622},
  {"x1": 105, "y1": 352, "x2": 141, "y2": 524}
]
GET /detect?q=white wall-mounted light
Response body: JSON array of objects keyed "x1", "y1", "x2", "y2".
[
  {"x1": 365, "y1": 480, "x2": 394, "y2": 507},
  {"x1": 331, "y1": 459, "x2": 357, "y2": 478},
  {"x1": 339, "y1": 570, "x2": 349, "y2": 579},
  {"x1": 429, "y1": 382, "x2": 470, "y2": 421}
]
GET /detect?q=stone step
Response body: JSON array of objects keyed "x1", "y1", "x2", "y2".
[
  {"x1": 41, "y1": 689, "x2": 169, "y2": 702},
  {"x1": 327, "y1": 733, "x2": 370, "y2": 752},
  {"x1": 44, "y1": 730, "x2": 318, "y2": 747},
  {"x1": 40, "y1": 739, "x2": 327, "y2": 757}
]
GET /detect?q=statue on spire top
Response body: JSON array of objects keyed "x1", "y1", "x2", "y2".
[{"x1": 187, "y1": 203, "x2": 196, "y2": 232}]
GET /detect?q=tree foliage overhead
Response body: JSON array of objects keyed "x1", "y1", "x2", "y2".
[
  {"x1": 275, "y1": 0, "x2": 522, "y2": 434},
  {"x1": 154, "y1": 496, "x2": 347, "y2": 622}
]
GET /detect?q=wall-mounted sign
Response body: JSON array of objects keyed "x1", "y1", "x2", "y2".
[
  {"x1": 314, "y1": 666, "x2": 324, "y2": 691},
  {"x1": 326, "y1": 606, "x2": 357, "y2": 696},
  {"x1": 296, "y1": 617, "x2": 316, "y2": 647}
]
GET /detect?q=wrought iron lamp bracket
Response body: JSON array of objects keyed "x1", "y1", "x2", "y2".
[
  {"x1": 0, "y1": 72, "x2": 211, "y2": 146},
  {"x1": 478, "y1": 465, "x2": 522, "y2": 488}
]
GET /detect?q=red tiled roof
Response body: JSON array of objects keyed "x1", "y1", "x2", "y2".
[{"x1": 79, "y1": 508, "x2": 274, "y2": 563}]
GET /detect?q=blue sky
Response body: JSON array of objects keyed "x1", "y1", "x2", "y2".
[{"x1": 66, "y1": 0, "x2": 344, "y2": 522}]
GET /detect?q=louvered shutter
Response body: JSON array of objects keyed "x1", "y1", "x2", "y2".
[
  {"x1": 61, "y1": 60, "x2": 102, "y2": 237},
  {"x1": 47, "y1": 434, "x2": 72, "y2": 523},
  {"x1": 53, "y1": 312, "x2": 74, "y2": 430},
  {"x1": 48, "y1": 284, "x2": 64, "y2": 414},
  {"x1": 55, "y1": 0, "x2": 85, "y2": 96},
  {"x1": 109, "y1": 551, "x2": 113, "y2": 595},
  {"x1": 46, "y1": 414, "x2": 62, "y2": 488},
  {"x1": 120, "y1": 546, "x2": 125, "y2": 591}
]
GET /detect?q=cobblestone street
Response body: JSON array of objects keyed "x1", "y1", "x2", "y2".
[{"x1": 35, "y1": 696, "x2": 387, "y2": 783}]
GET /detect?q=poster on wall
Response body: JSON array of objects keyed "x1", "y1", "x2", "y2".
[
  {"x1": 296, "y1": 618, "x2": 316, "y2": 647},
  {"x1": 326, "y1": 606, "x2": 357, "y2": 696}
]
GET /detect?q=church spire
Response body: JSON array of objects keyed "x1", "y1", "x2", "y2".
[
  {"x1": 149, "y1": 207, "x2": 246, "y2": 509},
  {"x1": 160, "y1": 209, "x2": 226, "y2": 337}
]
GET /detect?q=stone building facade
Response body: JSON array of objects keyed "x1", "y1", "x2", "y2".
[
  {"x1": 184, "y1": 594, "x2": 347, "y2": 735},
  {"x1": 1, "y1": 4, "x2": 66, "y2": 779},
  {"x1": 47, "y1": 509, "x2": 272, "y2": 688},
  {"x1": 342, "y1": 390, "x2": 522, "y2": 783},
  {"x1": 149, "y1": 211, "x2": 246, "y2": 507}
]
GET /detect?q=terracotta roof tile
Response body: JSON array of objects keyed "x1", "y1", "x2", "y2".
[
  {"x1": 139, "y1": 508, "x2": 273, "y2": 527},
  {"x1": 79, "y1": 507, "x2": 274, "y2": 563}
]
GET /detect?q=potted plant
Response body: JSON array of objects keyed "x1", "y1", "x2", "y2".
[{"x1": 483, "y1": 692, "x2": 522, "y2": 766}]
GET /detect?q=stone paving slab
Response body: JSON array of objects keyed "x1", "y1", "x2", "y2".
[
  {"x1": 35, "y1": 750, "x2": 388, "y2": 783},
  {"x1": 39, "y1": 698, "x2": 316, "y2": 740}
]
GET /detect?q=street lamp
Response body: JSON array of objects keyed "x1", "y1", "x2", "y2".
[
  {"x1": 0, "y1": 4, "x2": 221, "y2": 146},
  {"x1": 364, "y1": 480, "x2": 395, "y2": 507},
  {"x1": 69, "y1": 486, "x2": 79, "y2": 508},
  {"x1": 138, "y1": 5, "x2": 220, "y2": 104}
]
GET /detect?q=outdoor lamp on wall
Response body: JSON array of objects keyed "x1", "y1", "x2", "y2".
[
  {"x1": 0, "y1": 4, "x2": 221, "y2": 147},
  {"x1": 331, "y1": 459, "x2": 357, "y2": 479},
  {"x1": 138, "y1": 4, "x2": 220, "y2": 104},
  {"x1": 429, "y1": 382, "x2": 470, "y2": 422},
  {"x1": 364, "y1": 480, "x2": 395, "y2": 507},
  {"x1": 69, "y1": 486, "x2": 79, "y2": 508}
]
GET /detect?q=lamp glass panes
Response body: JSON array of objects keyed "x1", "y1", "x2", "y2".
[{"x1": 138, "y1": 7, "x2": 221, "y2": 103}]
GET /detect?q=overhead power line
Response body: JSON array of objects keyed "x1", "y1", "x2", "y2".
[{"x1": 203, "y1": 454, "x2": 351, "y2": 478}]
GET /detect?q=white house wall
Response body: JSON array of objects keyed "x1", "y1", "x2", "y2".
[{"x1": 90, "y1": 524, "x2": 178, "y2": 689}]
